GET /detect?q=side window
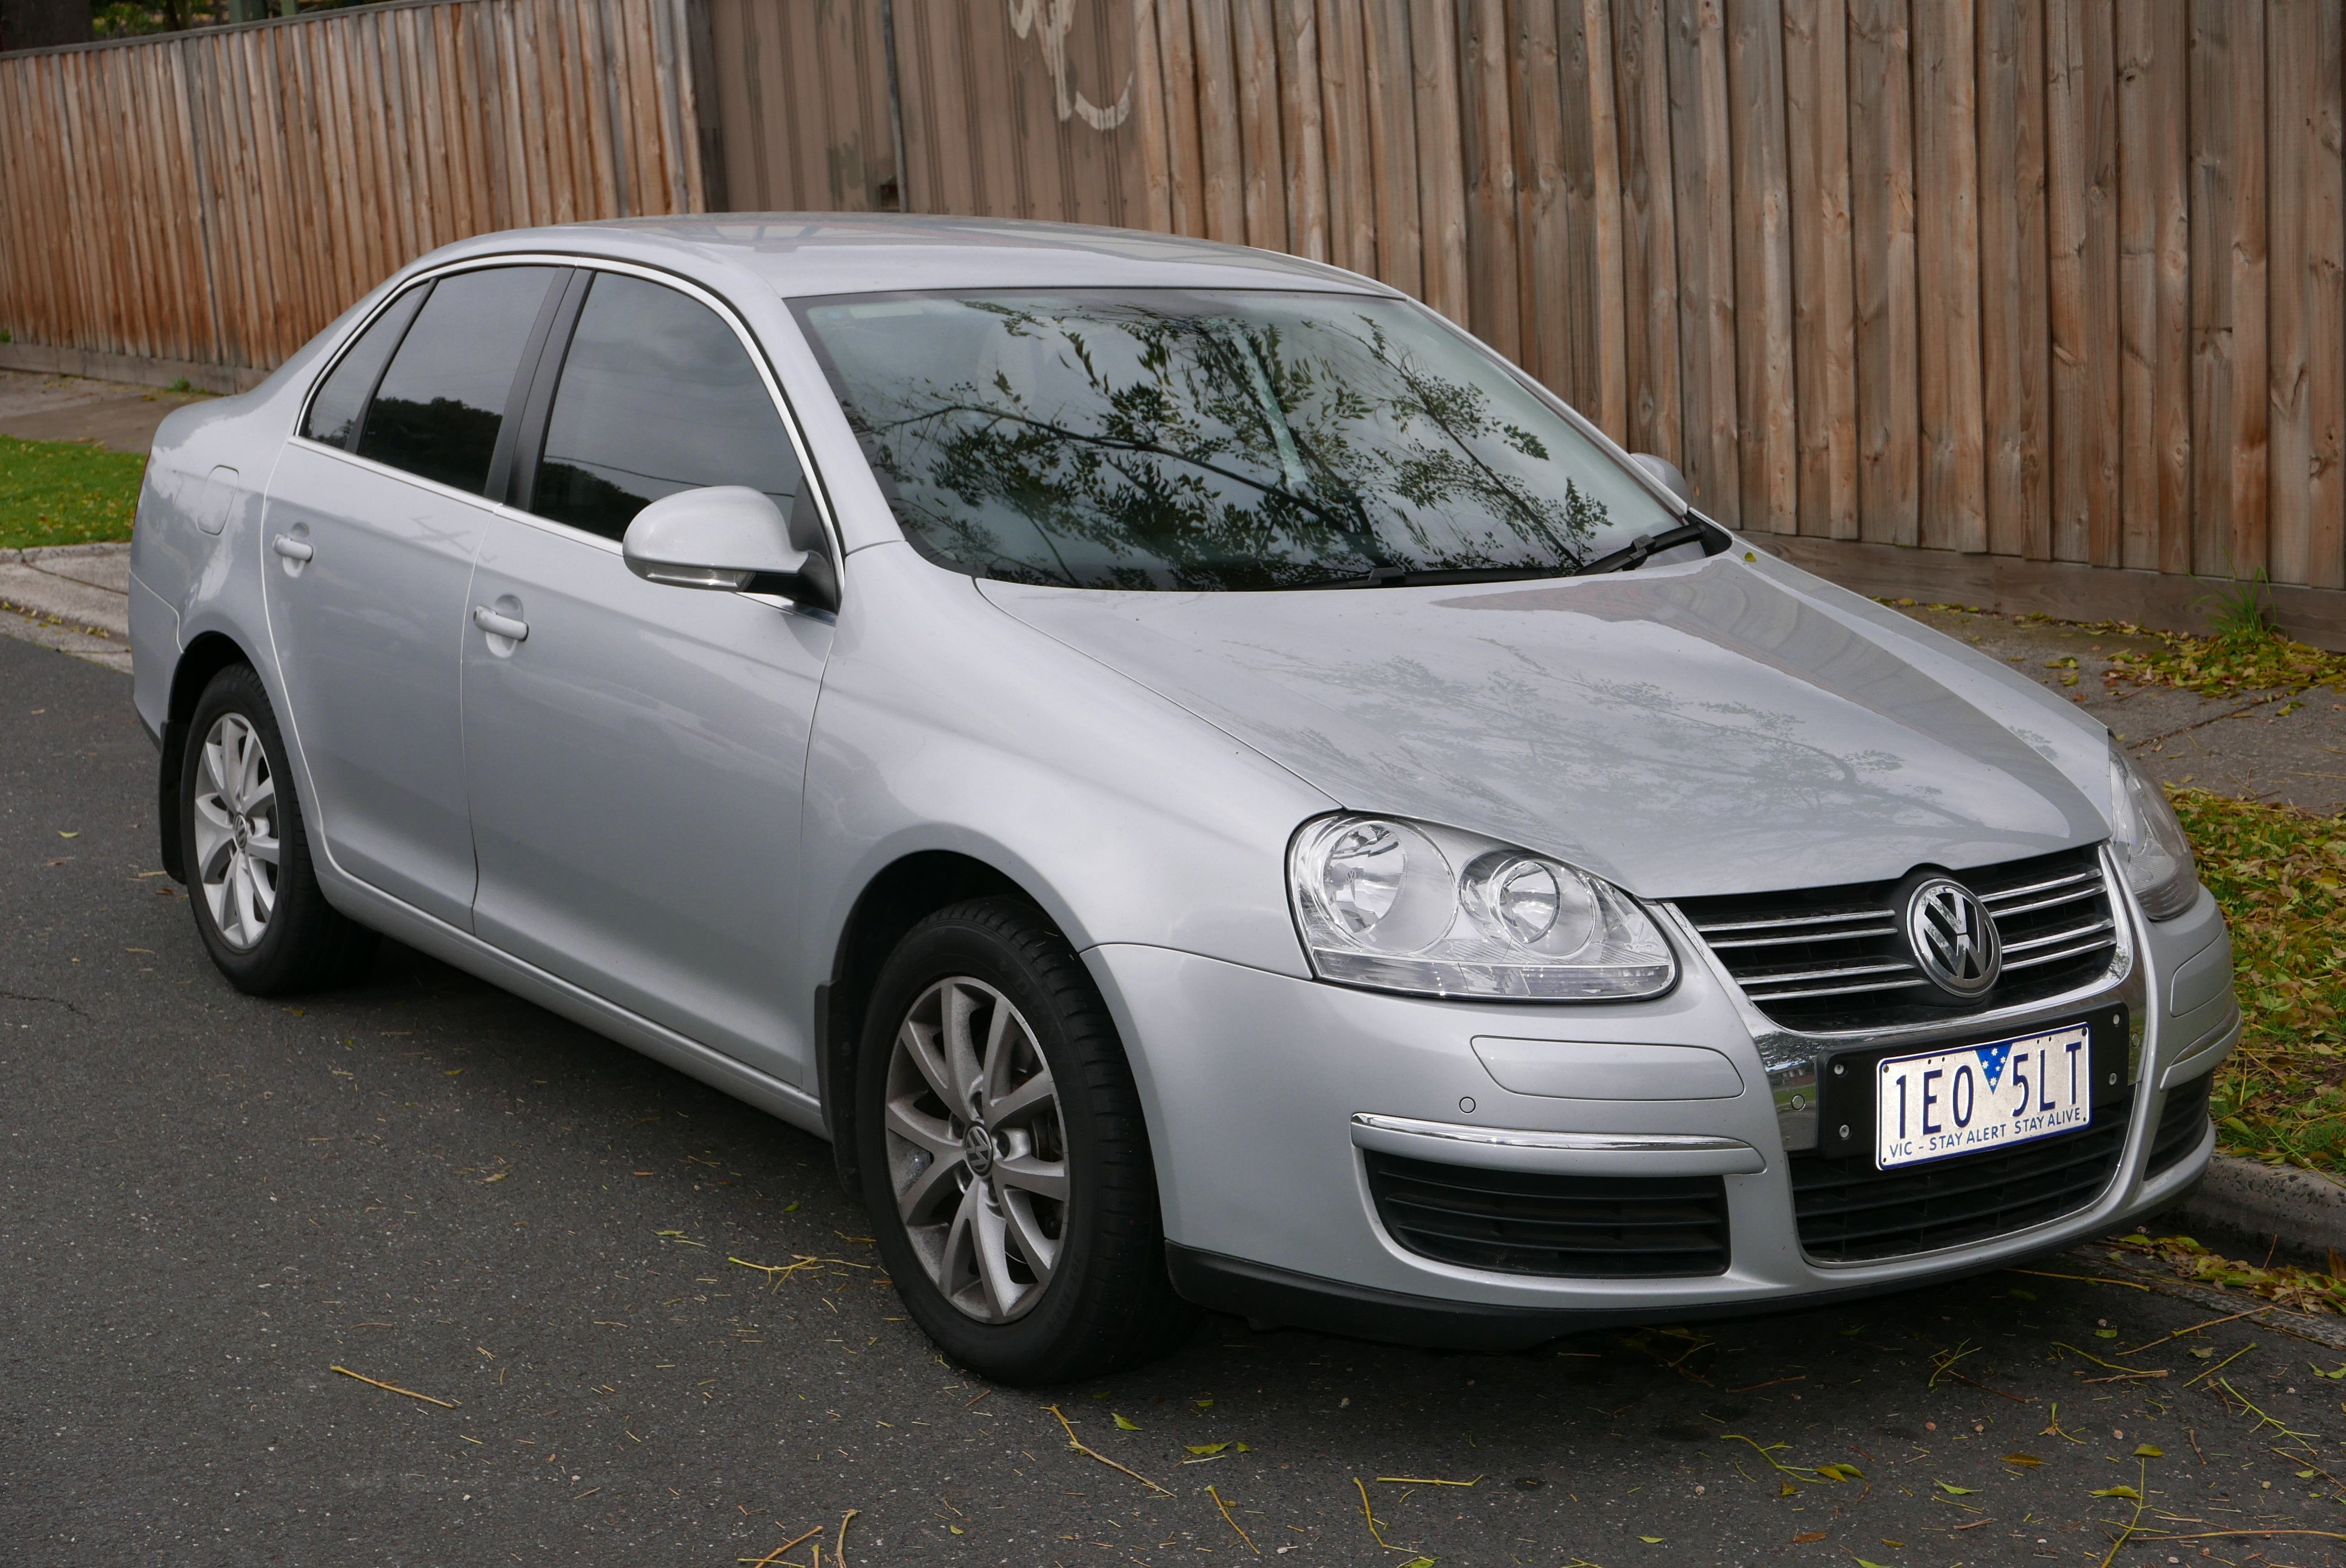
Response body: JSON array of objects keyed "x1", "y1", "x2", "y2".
[
  {"x1": 302, "y1": 285, "x2": 426, "y2": 449},
  {"x1": 354, "y1": 266, "x2": 560, "y2": 494},
  {"x1": 533, "y1": 272, "x2": 805, "y2": 541}
]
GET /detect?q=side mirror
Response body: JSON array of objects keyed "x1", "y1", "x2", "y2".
[
  {"x1": 1628, "y1": 452, "x2": 1690, "y2": 505},
  {"x1": 622, "y1": 486, "x2": 835, "y2": 611}
]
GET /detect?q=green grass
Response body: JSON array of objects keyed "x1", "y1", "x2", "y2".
[
  {"x1": 0, "y1": 434, "x2": 148, "y2": 551},
  {"x1": 2169, "y1": 789, "x2": 2346, "y2": 1172}
]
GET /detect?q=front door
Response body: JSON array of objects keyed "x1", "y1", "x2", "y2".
[
  {"x1": 261, "y1": 265, "x2": 563, "y2": 927},
  {"x1": 460, "y1": 268, "x2": 834, "y2": 1082}
]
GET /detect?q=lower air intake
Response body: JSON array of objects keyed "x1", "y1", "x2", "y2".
[{"x1": 1363, "y1": 1151, "x2": 1729, "y2": 1278}]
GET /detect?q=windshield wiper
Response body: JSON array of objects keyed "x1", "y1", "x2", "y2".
[
  {"x1": 1568, "y1": 520, "x2": 1713, "y2": 577},
  {"x1": 1267, "y1": 563, "x2": 1583, "y2": 591}
]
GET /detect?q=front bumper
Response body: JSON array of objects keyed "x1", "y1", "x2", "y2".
[{"x1": 1084, "y1": 880, "x2": 2235, "y2": 1349}]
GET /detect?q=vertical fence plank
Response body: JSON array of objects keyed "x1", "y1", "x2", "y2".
[
  {"x1": 1726, "y1": 0, "x2": 1795, "y2": 531},
  {"x1": 1511, "y1": 0, "x2": 1573, "y2": 403},
  {"x1": 1781, "y1": 0, "x2": 1855, "y2": 536},
  {"x1": 1362, "y1": 0, "x2": 1425, "y2": 298},
  {"x1": 1232, "y1": 0, "x2": 1289, "y2": 248},
  {"x1": 1847, "y1": 0, "x2": 1919, "y2": 544},
  {"x1": 2046, "y1": 0, "x2": 2118, "y2": 565},
  {"x1": 1275, "y1": 0, "x2": 1328, "y2": 257},
  {"x1": 1666, "y1": 0, "x2": 1740, "y2": 522},
  {"x1": 1567, "y1": 0, "x2": 1628, "y2": 437},
  {"x1": 2268, "y1": 0, "x2": 2346, "y2": 589},
  {"x1": 1411, "y1": 0, "x2": 1470, "y2": 324},
  {"x1": 2114, "y1": 0, "x2": 2191, "y2": 574},
  {"x1": 1979, "y1": 0, "x2": 2046, "y2": 560},
  {"x1": 1317, "y1": 0, "x2": 1378, "y2": 271},
  {"x1": 1189, "y1": 0, "x2": 1245, "y2": 240},
  {"x1": 1458, "y1": 0, "x2": 1519, "y2": 356},
  {"x1": 2189, "y1": 0, "x2": 2269, "y2": 578},
  {"x1": 1611, "y1": 0, "x2": 1682, "y2": 462},
  {"x1": 1911, "y1": 0, "x2": 1986, "y2": 552}
]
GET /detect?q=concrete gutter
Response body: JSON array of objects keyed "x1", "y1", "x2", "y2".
[
  {"x1": 1, "y1": 541, "x2": 132, "y2": 671},
  {"x1": 8, "y1": 540, "x2": 2339, "y2": 1275}
]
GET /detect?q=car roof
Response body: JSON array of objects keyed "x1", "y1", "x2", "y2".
[{"x1": 421, "y1": 214, "x2": 1398, "y2": 301}]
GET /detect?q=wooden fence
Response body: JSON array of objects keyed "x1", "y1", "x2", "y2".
[
  {"x1": 0, "y1": 0, "x2": 708, "y2": 383},
  {"x1": 7, "y1": 0, "x2": 2346, "y2": 630}
]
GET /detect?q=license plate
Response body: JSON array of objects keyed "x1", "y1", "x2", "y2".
[{"x1": 1875, "y1": 1023, "x2": 2093, "y2": 1170}]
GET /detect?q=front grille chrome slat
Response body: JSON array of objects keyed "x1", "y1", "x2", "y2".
[{"x1": 1673, "y1": 846, "x2": 2119, "y2": 1034}]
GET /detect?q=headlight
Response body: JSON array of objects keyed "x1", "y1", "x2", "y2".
[
  {"x1": 2107, "y1": 743, "x2": 2198, "y2": 920},
  {"x1": 1287, "y1": 814, "x2": 1676, "y2": 1000}
]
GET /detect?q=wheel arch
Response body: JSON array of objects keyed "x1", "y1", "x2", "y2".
[
  {"x1": 157, "y1": 630, "x2": 257, "y2": 884},
  {"x1": 818, "y1": 849, "x2": 1045, "y2": 1202}
]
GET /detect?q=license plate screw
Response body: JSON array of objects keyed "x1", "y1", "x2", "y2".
[{"x1": 1838, "y1": 1124, "x2": 1850, "y2": 1139}]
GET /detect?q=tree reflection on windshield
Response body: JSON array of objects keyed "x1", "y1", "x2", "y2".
[{"x1": 797, "y1": 290, "x2": 1664, "y2": 592}]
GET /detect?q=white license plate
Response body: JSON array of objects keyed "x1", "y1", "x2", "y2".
[{"x1": 1874, "y1": 1023, "x2": 2093, "y2": 1170}]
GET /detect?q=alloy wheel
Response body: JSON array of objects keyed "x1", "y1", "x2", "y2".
[
  {"x1": 191, "y1": 712, "x2": 280, "y2": 950},
  {"x1": 882, "y1": 976, "x2": 1069, "y2": 1323}
]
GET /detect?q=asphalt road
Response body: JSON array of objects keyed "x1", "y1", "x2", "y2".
[{"x1": 7, "y1": 629, "x2": 2346, "y2": 1568}]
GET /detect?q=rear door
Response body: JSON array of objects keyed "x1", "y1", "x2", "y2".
[
  {"x1": 262, "y1": 264, "x2": 566, "y2": 927},
  {"x1": 459, "y1": 266, "x2": 836, "y2": 1083}
]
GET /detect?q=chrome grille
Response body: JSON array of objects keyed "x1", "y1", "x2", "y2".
[{"x1": 1675, "y1": 848, "x2": 2119, "y2": 1031}]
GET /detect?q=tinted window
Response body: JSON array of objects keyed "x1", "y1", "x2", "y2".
[
  {"x1": 533, "y1": 272, "x2": 802, "y2": 540},
  {"x1": 355, "y1": 266, "x2": 558, "y2": 494},
  {"x1": 303, "y1": 285, "x2": 425, "y2": 448},
  {"x1": 796, "y1": 289, "x2": 1675, "y2": 591}
]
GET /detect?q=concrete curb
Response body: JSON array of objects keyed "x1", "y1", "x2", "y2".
[
  {"x1": 2163, "y1": 1152, "x2": 2346, "y2": 1264},
  {"x1": 0, "y1": 540, "x2": 132, "y2": 670}
]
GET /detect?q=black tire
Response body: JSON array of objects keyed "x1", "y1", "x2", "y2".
[
  {"x1": 856, "y1": 896, "x2": 1196, "y2": 1385},
  {"x1": 180, "y1": 663, "x2": 377, "y2": 994}
]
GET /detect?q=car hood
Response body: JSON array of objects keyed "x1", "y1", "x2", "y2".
[{"x1": 977, "y1": 553, "x2": 2115, "y2": 899}]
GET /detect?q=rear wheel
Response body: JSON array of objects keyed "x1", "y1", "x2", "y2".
[
  {"x1": 857, "y1": 897, "x2": 1195, "y2": 1384},
  {"x1": 181, "y1": 664, "x2": 376, "y2": 994}
]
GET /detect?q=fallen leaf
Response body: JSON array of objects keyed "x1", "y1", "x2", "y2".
[
  {"x1": 2313, "y1": 1363, "x2": 2346, "y2": 1380},
  {"x1": 1113, "y1": 1413, "x2": 1140, "y2": 1431},
  {"x1": 2093, "y1": 1329, "x2": 2119, "y2": 1339},
  {"x1": 1790, "y1": 1532, "x2": 1825, "y2": 1544},
  {"x1": 2188, "y1": 1347, "x2": 2214, "y2": 1359},
  {"x1": 1195, "y1": 1398, "x2": 1214, "y2": 1408},
  {"x1": 2008, "y1": 1287, "x2": 2037, "y2": 1301},
  {"x1": 2133, "y1": 1443, "x2": 2163, "y2": 1458},
  {"x1": 1935, "y1": 1480, "x2": 1978, "y2": 1494},
  {"x1": 2001, "y1": 1453, "x2": 2043, "y2": 1466},
  {"x1": 1185, "y1": 1443, "x2": 1230, "y2": 1457},
  {"x1": 1236, "y1": 1443, "x2": 1251, "y2": 1453},
  {"x1": 1638, "y1": 1537, "x2": 1663, "y2": 1544},
  {"x1": 784, "y1": 1201, "x2": 801, "y2": 1212},
  {"x1": 2300, "y1": 1469, "x2": 2320, "y2": 1479},
  {"x1": 57, "y1": 830, "x2": 78, "y2": 838},
  {"x1": 1856, "y1": 1559, "x2": 1895, "y2": 1568},
  {"x1": 481, "y1": 1172, "x2": 508, "y2": 1184},
  {"x1": 2090, "y1": 1485, "x2": 2142, "y2": 1500},
  {"x1": 947, "y1": 1524, "x2": 964, "y2": 1535},
  {"x1": 1816, "y1": 1463, "x2": 1864, "y2": 1482},
  {"x1": 1400, "y1": 1559, "x2": 1434, "y2": 1568}
]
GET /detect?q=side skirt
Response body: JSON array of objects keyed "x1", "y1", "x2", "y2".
[{"x1": 324, "y1": 873, "x2": 828, "y2": 1140}]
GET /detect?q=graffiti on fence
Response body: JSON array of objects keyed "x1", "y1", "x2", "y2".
[{"x1": 1008, "y1": 0, "x2": 1131, "y2": 130}]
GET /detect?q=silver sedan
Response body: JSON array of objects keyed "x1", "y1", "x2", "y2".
[{"x1": 128, "y1": 217, "x2": 2232, "y2": 1383}]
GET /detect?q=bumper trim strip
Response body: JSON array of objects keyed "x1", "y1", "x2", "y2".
[{"x1": 1349, "y1": 1113, "x2": 1768, "y2": 1177}]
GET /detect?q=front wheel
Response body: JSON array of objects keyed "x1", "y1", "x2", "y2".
[{"x1": 856, "y1": 897, "x2": 1195, "y2": 1384}]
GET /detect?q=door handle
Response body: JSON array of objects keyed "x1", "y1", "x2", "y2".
[
  {"x1": 472, "y1": 606, "x2": 529, "y2": 643},
  {"x1": 271, "y1": 535, "x2": 314, "y2": 562}
]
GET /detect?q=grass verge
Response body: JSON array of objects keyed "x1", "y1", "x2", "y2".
[
  {"x1": 2170, "y1": 789, "x2": 2346, "y2": 1172},
  {"x1": 0, "y1": 434, "x2": 146, "y2": 551}
]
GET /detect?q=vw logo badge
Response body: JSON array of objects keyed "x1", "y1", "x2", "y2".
[{"x1": 1903, "y1": 877, "x2": 2001, "y2": 998}]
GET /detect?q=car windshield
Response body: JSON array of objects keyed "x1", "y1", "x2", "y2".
[{"x1": 794, "y1": 288, "x2": 1675, "y2": 591}]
